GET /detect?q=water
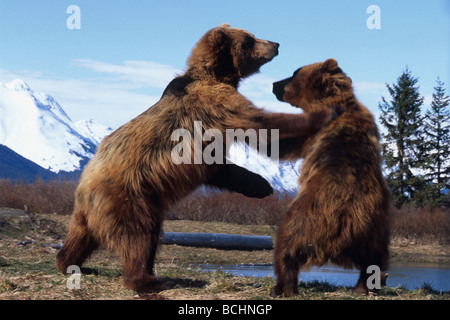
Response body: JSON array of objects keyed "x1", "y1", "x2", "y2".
[{"x1": 195, "y1": 263, "x2": 450, "y2": 292}]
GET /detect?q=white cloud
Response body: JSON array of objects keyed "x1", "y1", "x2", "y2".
[
  {"x1": 240, "y1": 73, "x2": 275, "y2": 98},
  {"x1": 353, "y1": 81, "x2": 387, "y2": 95},
  {"x1": 73, "y1": 59, "x2": 182, "y2": 89}
]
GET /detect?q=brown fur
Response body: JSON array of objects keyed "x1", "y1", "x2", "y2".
[
  {"x1": 271, "y1": 59, "x2": 391, "y2": 296},
  {"x1": 55, "y1": 25, "x2": 338, "y2": 292}
]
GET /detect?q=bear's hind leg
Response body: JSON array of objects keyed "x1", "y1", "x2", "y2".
[
  {"x1": 354, "y1": 265, "x2": 388, "y2": 295},
  {"x1": 354, "y1": 243, "x2": 390, "y2": 295},
  {"x1": 271, "y1": 251, "x2": 302, "y2": 297},
  {"x1": 355, "y1": 271, "x2": 389, "y2": 295},
  {"x1": 120, "y1": 216, "x2": 174, "y2": 292},
  {"x1": 271, "y1": 216, "x2": 308, "y2": 297},
  {"x1": 354, "y1": 266, "x2": 370, "y2": 295},
  {"x1": 56, "y1": 210, "x2": 98, "y2": 273},
  {"x1": 271, "y1": 195, "x2": 319, "y2": 297}
]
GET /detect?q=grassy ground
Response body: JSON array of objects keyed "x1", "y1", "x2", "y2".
[{"x1": 0, "y1": 208, "x2": 449, "y2": 300}]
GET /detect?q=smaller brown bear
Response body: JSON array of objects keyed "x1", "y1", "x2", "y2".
[{"x1": 271, "y1": 59, "x2": 391, "y2": 296}]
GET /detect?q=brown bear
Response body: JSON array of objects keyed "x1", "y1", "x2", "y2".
[
  {"x1": 270, "y1": 59, "x2": 391, "y2": 296},
  {"x1": 55, "y1": 24, "x2": 339, "y2": 292}
]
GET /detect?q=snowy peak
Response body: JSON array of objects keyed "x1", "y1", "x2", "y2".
[
  {"x1": 74, "y1": 119, "x2": 113, "y2": 145},
  {"x1": 0, "y1": 79, "x2": 109, "y2": 173},
  {"x1": 4, "y1": 79, "x2": 72, "y2": 124},
  {"x1": 5, "y1": 79, "x2": 32, "y2": 92}
]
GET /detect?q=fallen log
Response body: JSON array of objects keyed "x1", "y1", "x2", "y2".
[{"x1": 161, "y1": 232, "x2": 273, "y2": 251}]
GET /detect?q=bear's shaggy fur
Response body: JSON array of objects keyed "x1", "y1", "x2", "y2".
[
  {"x1": 271, "y1": 59, "x2": 391, "y2": 296},
  {"x1": 55, "y1": 25, "x2": 338, "y2": 292}
]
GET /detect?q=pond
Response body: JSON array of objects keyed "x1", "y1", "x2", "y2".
[{"x1": 195, "y1": 263, "x2": 450, "y2": 292}]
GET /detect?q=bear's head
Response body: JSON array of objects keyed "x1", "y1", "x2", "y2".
[
  {"x1": 188, "y1": 23, "x2": 279, "y2": 86},
  {"x1": 272, "y1": 59, "x2": 353, "y2": 112}
]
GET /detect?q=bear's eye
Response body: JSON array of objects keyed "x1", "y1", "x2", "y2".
[{"x1": 243, "y1": 36, "x2": 255, "y2": 50}]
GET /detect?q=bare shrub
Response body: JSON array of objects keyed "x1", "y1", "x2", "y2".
[
  {"x1": 0, "y1": 179, "x2": 77, "y2": 215},
  {"x1": 1, "y1": 179, "x2": 448, "y2": 244},
  {"x1": 391, "y1": 206, "x2": 450, "y2": 244},
  {"x1": 166, "y1": 188, "x2": 292, "y2": 225}
]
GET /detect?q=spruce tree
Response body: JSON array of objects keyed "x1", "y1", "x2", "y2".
[
  {"x1": 421, "y1": 78, "x2": 450, "y2": 206},
  {"x1": 378, "y1": 67, "x2": 425, "y2": 206}
]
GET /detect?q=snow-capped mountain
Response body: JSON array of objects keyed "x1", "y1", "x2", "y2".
[
  {"x1": 0, "y1": 79, "x2": 111, "y2": 173},
  {"x1": 74, "y1": 119, "x2": 113, "y2": 145},
  {"x1": 0, "y1": 79, "x2": 301, "y2": 193}
]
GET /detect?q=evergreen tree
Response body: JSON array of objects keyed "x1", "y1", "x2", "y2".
[
  {"x1": 378, "y1": 67, "x2": 425, "y2": 206},
  {"x1": 420, "y1": 78, "x2": 450, "y2": 206}
]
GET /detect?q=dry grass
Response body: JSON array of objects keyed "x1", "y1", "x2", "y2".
[{"x1": 0, "y1": 210, "x2": 449, "y2": 300}]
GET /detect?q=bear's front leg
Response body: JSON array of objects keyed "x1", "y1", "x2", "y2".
[{"x1": 206, "y1": 162, "x2": 273, "y2": 198}]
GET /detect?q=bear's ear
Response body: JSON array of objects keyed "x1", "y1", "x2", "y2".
[
  {"x1": 220, "y1": 23, "x2": 231, "y2": 28},
  {"x1": 322, "y1": 59, "x2": 342, "y2": 74},
  {"x1": 335, "y1": 73, "x2": 352, "y2": 87},
  {"x1": 324, "y1": 73, "x2": 353, "y2": 96},
  {"x1": 209, "y1": 28, "x2": 230, "y2": 51}
]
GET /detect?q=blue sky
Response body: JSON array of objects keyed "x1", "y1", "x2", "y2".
[{"x1": 1, "y1": 0, "x2": 449, "y2": 129}]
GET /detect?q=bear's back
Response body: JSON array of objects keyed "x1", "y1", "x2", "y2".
[{"x1": 299, "y1": 103, "x2": 385, "y2": 198}]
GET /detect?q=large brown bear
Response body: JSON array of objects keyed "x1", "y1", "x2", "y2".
[
  {"x1": 55, "y1": 24, "x2": 339, "y2": 292},
  {"x1": 270, "y1": 59, "x2": 391, "y2": 296}
]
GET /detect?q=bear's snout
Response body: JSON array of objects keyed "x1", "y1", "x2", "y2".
[
  {"x1": 272, "y1": 78, "x2": 290, "y2": 102},
  {"x1": 271, "y1": 42, "x2": 280, "y2": 55},
  {"x1": 255, "y1": 40, "x2": 279, "y2": 61},
  {"x1": 268, "y1": 41, "x2": 280, "y2": 59}
]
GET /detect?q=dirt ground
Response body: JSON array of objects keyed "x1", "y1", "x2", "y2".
[{"x1": 0, "y1": 208, "x2": 448, "y2": 300}]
